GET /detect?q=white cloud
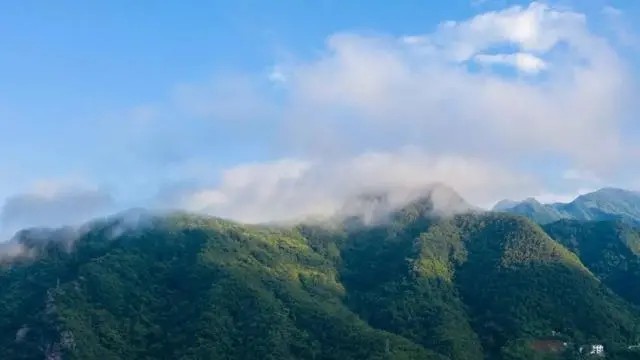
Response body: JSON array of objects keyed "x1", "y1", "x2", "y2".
[
  {"x1": 474, "y1": 52, "x2": 547, "y2": 73},
  {"x1": 164, "y1": 148, "x2": 537, "y2": 223},
  {"x1": 150, "y1": 1, "x2": 637, "y2": 223},
  {"x1": 405, "y1": 1, "x2": 589, "y2": 63},
  {"x1": 277, "y1": 1, "x2": 629, "y2": 170},
  {"x1": 0, "y1": 180, "x2": 113, "y2": 240}
]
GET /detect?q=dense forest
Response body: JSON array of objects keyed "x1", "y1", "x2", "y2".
[{"x1": 2, "y1": 189, "x2": 640, "y2": 359}]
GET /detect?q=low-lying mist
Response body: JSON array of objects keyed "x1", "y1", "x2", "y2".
[{"x1": 0, "y1": 182, "x2": 480, "y2": 262}]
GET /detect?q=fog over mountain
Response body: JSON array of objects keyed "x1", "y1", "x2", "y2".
[
  {"x1": 3, "y1": 186, "x2": 640, "y2": 358},
  {"x1": 0, "y1": 184, "x2": 472, "y2": 260},
  {"x1": 2, "y1": 1, "x2": 640, "y2": 239}
]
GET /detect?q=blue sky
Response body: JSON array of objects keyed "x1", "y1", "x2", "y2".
[{"x1": 1, "y1": 0, "x2": 640, "y2": 236}]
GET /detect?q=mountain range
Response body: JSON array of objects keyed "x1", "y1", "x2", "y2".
[
  {"x1": 493, "y1": 188, "x2": 640, "y2": 225},
  {"x1": 1, "y1": 186, "x2": 640, "y2": 359}
]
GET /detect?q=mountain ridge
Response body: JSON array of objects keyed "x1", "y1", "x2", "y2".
[
  {"x1": 493, "y1": 187, "x2": 640, "y2": 225},
  {"x1": 2, "y1": 186, "x2": 640, "y2": 359}
]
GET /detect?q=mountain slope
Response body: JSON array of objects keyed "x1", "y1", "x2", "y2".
[
  {"x1": 494, "y1": 188, "x2": 640, "y2": 225},
  {"x1": 562, "y1": 188, "x2": 640, "y2": 222},
  {"x1": 335, "y1": 195, "x2": 640, "y2": 358},
  {"x1": 0, "y1": 214, "x2": 439, "y2": 360},
  {"x1": 338, "y1": 199, "x2": 484, "y2": 360},
  {"x1": 1, "y1": 190, "x2": 640, "y2": 359},
  {"x1": 495, "y1": 198, "x2": 568, "y2": 224},
  {"x1": 453, "y1": 214, "x2": 639, "y2": 357},
  {"x1": 543, "y1": 219, "x2": 640, "y2": 306}
]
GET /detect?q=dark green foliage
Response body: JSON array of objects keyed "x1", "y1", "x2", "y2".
[
  {"x1": 544, "y1": 219, "x2": 640, "y2": 307},
  {"x1": 339, "y1": 209, "x2": 483, "y2": 360},
  {"x1": 2, "y1": 203, "x2": 640, "y2": 359},
  {"x1": 455, "y1": 215, "x2": 639, "y2": 356},
  {"x1": 1, "y1": 214, "x2": 437, "y2": 359}
]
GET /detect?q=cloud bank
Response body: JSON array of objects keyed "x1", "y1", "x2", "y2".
[
  {"x1": 163, "y1": 149, "x2": 534, "y2": 223},
  {"x1": 0, "y1": 181, "x2": 113, "y2": 242},
  {"x1": 157, "y1": 1, "x2": 633, "y2": 222},
  {"x1": 281, "y1": 2, "x2": 628, "y2": 166},
  {"x1": 1, "y1": 1, "x2": 637, "y2": 235}
]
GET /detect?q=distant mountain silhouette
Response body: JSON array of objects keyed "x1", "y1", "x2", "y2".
[{"x1": 494, "y1": 188, "x2": 640, "y2": 225}]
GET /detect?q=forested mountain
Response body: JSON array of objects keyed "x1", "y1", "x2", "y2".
[
  {"x1": 1, "y1": 188, "x2": 640, "y2": 359},
  {"x1": 494, "y1": 188, "x2": 640, "y2": 225},
  {"x1": 543, "y1": 220, "x2": 640, "y2": 306}
]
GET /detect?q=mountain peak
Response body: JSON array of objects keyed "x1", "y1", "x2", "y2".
[
  {"x1": 340, "y1": 184, "x2": 474, "y2": 224},
  {"x1": 421, "y1": 183, "x2": 474, "y2": 215},
  {"x1": 393, "y1": 184, "x2": 475, "y2": 222},
  {"x1": 496, "y1": 187, "x2": 640, "y2": 225},
  {"x1": 493, "y1": 197, "x2": 542, "y2": 211},
  {"x1": 493, "y1": 199, "x2": 519, "y2": 211},
  {"x1": 576, "y1": 187, "x2": 638, "y2": 202},
  {"x1": 523, "y1": 197, "x2": 542, "y2": 205}
]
